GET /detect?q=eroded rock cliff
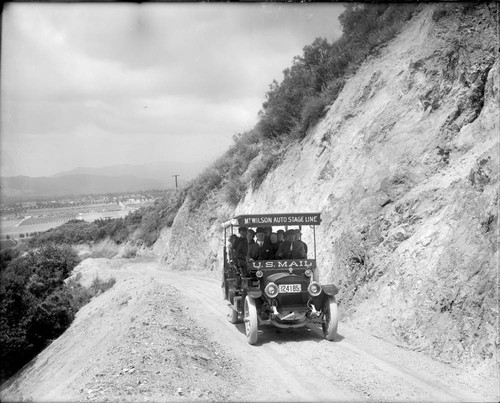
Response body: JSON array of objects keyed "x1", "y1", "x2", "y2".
[{"x1": 160, "y1": 5, "x2": 498, "y2": 370}]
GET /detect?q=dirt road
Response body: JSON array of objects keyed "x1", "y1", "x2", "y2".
[{"x1": 1, "y1": 256, "x2": 498, "y2": 402}]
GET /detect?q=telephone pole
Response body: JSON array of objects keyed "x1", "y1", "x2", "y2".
[{"x1": 172, "y1": 174, "x2": 180, "y2": 189}]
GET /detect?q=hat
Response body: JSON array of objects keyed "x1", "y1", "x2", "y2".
[
  {"x1": 277, "y1": 229, "x2": 285, "y2": 234},
  {"x1": 248, "y1": 229, "x2": 255, "y2": 235},
  {"x1": 285, "y1": 230, "x2": 296, "y2": 236},
  {"x1": 256, "y1": 227, "x2": 265, "y2": 234},
  {"x1": 238, "y1": 227, "x2": 248, "y2": 233}
]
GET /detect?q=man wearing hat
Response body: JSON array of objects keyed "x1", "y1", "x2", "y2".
[
  {"x1": 235, "y1": 227, "x2": 255, "y2": 269},
  {"x1": 276, "y1": 229, "x2": 306, "y2": 259},
  {"x1": 233, "y1": 226, "x2": 248, "y2": 251},
  {"x1": 248, "y1": 227, "x2": 273, "y2": 261},
  {"x1": 295, "y1": 229, "x2": 308, "y2": 258}
]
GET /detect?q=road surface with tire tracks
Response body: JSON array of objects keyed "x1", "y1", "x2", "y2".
[{"x1": 133, "y1": 260, "x2": 497, "y2": 402}]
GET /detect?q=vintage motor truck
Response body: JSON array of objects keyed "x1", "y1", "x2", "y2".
[{"x1": 221, "y1": 213, "x2": 339, "y2": 345}]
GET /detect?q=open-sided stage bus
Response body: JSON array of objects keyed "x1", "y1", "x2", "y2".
[{"x1": 221, "y1": 213, "x2": 339, "y2": 345}]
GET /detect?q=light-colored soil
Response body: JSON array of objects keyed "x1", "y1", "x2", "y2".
[{"x1": 2, "y1": 256, "x2": 498, "y2": 402}]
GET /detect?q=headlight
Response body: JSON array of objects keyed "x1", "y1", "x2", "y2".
[
  {"x1": 304, "y1": 269, "x2": 312, "y2": 277},
  {"x1": 256, "y1": 270, "x2": 264, "y2": 278},
  {"x1": 264, "y1": 283, "x2": 279, "y2": 298},
  {"x1": 308, "y1": 282, "x2": 322, "y2": 297}
]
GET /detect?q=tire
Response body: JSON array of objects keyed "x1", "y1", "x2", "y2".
[
  {"x1": 322, "y1": 296, "x2": 338, "y2": 341},
  {"x1": 244, "y1": 295, "x2": 258, "y2": 345},
  {"x1": 228, "y1": 305, "x2": 239, "y2": 324},
  {"x1": 222, "y1": 270, "x2": 228, "y2": 300}
]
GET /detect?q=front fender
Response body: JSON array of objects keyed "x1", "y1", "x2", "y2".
[
  {"x1": 246, "y1": 288, "x2": 262, "y2": 299},
  {"x1": 322, "y1": 284, "x2": 338, "y2": 296}
]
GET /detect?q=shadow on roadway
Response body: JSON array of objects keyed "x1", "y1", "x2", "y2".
[{"x1": 234, "y1": 322, "x2": 345, "y2": 346}]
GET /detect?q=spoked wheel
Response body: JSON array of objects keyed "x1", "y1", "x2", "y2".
[
  {"x1": 322, "y1": 296, "x2": 339, "y2": 341},
  {"x1": 228, "y1": 305, "x2": 239, "y2": 324},
  {"x1": 244, "y1": 295, "x2": 258, "y2": 345}
]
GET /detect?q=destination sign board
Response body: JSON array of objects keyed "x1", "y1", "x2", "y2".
[
  {"x1": 248, "y1": 259, "x2": 316, "y2": 269},
  {"x1": 235, "y1": 213, "x2": 321, "y2": 227}
]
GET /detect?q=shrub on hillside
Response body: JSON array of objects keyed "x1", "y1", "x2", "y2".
[
  {"x1": 65, "y1": 275, "x2": 93, "y2": 311},
  {"x1": 187, "y1": 129, "x2": 261, "y2": 210},
  {"x1": 187, "y1": 167, "x2": 225, "y2": 210},
  {"x1": 0, "y1": 246, "x2": 118, "y2": 384},
  {"x1": 249, "y1": 153, "x2": 276, "y2": 191},
  {"x1": 89, "y1": 275, "x2": 116, "y2": 295},
  {"x1": 135, "y1": 191, "x2": 185, "y2": 246},
  {"x1": 294, "y1": 95, "x2": 330, "y2": 139},
  {"x1": 224, "y1": 177, "x2": 246, "y2": 206},
  {"x1": 65, "y1": 273, "x2": 116, "y2": 311},
  {"x1": 0, "y1": 245, "x2": 80, "y2": 383},
  {"x1": 0, "y1": 248, "x2": 21, "y2": 271},
  {"x1": 29, "y1": 220, "x2": 98, "y2": 247},
  {"x1": 121, "y1": 243, "x2": 138, "y2": 258},
  {"x1": 258, "y1": 4, "x2": 418, "y2": 143}
]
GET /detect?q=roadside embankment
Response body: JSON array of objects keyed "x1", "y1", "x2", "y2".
[{"x1": 160, "y1": 4, "x2": 499, "y2": 372}]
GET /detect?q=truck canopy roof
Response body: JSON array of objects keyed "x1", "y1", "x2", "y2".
[{"x1": 221, "y1": 213, "x2": 321, "y2": 228}]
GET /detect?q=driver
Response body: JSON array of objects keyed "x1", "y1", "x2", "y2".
[
  {"x1": 276, "y1": 230, "x2": 306, "y2": 259},
  {"x1": 295, "y1": 229, "x2": 308, "y2": 258}
]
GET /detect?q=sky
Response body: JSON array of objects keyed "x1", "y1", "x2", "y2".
[{"x1": 1, "y1": 2, "x2": 343, "y2": 177}]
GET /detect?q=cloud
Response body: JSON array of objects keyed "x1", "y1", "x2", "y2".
[{"x1": 1, "y1": 2, "x2": 343, "y2": 177}]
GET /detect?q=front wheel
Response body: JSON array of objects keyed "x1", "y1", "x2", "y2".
[
  {"x1": 322, "y1": 296, "x2": 338, "y2": 341},
  {"x1": 244, "y1": 296, "x2": 258, "y2": 345}
]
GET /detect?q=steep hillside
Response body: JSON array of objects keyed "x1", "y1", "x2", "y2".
[{"x1": 161, "y1": 4, "x2": 498, "y2": 372}]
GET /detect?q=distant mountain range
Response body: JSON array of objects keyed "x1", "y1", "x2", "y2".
[
  {"x1": 53, "y1": 161, "x2": 202, "y2": 183},
  {"x1": 0, "y1": 161, "x2": 204, "y2": 199}
]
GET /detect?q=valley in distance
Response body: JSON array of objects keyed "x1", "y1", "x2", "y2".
[{"x1": 0, "y1": 160, "x2": 202, "y2": 248}]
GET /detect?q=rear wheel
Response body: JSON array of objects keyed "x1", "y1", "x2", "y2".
[
  {"x1": 322, "y1": 296, "x2": 338, "y2": 341},
  {"x1": 228, "y1": 305, "x2": 239, "y2": 324},
  {"x1": 244, "y1": 296, "x2": 258, "y2": 345},
  {"x1": 222, "y1": 277, "x2": 227, "y2": 300}
]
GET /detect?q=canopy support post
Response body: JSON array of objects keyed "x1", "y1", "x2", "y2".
[{"x1": 313, "y1": 226, "x2": 317, "y2": 260}]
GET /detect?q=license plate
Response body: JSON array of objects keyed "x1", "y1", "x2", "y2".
[{"x1": 279, "y1": 284, "x2": 301, "y2": 293}]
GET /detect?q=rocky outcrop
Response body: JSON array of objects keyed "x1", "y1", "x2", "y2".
[{"x1": 159, "y1": 5, "x2": 498, "y2": 370}]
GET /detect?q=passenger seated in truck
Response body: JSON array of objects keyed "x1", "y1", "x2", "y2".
[
  {"x1": 269, "y1": 232, "x2": 280, "y2": 259},
  {"x1": 264, "y1": 226, "x2": 273, "y2": 242},
  {"x1": 236, "y1": 228, "x2": 255, "y2": 268},
  {"x1": 227, "y1": 234, "x2": 238, "y2": 261},
  {"x1": 294, "y1": 229, "x2": 308, "y2": 258},
  {"x1": 233, "y1": 226, "x2": 248, "y2": 251},
  {"x1": 248, "y1": 227, "x2": 273, "y2": 261},
  {"x1": 276, "y1": 230, "x2": 307, "y2": 259},
  {"x1": 276, "y1": 229, "x2": 285, "y2": 242}
]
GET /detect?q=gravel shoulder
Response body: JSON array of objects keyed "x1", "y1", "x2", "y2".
[{"x1": 1, "y1": 256, "x2": 498, "y2": 402}]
